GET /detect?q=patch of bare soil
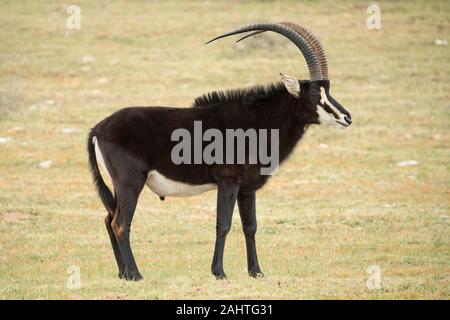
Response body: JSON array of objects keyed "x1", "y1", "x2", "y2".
[{"x1": 1, "y1": 212, "x2": 31, "y2": 223}]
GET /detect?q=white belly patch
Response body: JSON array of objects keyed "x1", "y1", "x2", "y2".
[{"x1": 146, "y1": 170, "x2": 216, "y2": 197}]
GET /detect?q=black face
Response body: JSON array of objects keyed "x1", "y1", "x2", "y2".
[{"x1": 298, "y1": 80, "x2": 352, "y2": 127}]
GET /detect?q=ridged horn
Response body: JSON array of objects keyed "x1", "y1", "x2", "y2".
[
  {"x1": 235, "y1": 22, "x2": 329, "y2": 79},
  {"x1": 206, "y1": 23, "x2": 323, "y2": 81}
]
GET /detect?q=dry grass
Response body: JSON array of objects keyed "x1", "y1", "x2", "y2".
[{"x1": 0, "y1": 0, "x2": 449, "y2": 299}]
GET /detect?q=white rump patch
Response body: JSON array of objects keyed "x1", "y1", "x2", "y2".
[
  {"x1": 93, "y1": 136, "x2": 112, "y2": 182},
  {"x1": 146, "y1": 170, "x2": 216, "y2": 197}
]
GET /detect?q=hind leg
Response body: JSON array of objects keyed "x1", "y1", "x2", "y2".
[
  {"x1": 99, "y1": 140, "x2": 149, "y2": 281},
  {"x1": 111, "y1": 179, "x2": 146, "y2": 281},
  {"x1": 105, "y1": 211, "x2": 126, "y2": 278}
]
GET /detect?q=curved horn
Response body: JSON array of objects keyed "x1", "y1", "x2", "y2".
[
  {"x1": 235, "y1": 30, "x2": 266, "y2": 43},
  {"x1": 280, "y1": 22, "x2": 328, "y2": 80},
  {"x1": 206, "y1": 23, "x2": 323, "y2": 81},
  {"x1": 235, "y1": 22, "x2": 329, "y2": 79}
]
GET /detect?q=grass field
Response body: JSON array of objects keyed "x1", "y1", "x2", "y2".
[{"x1": 0, "y1": 0, "x2": 449, "y2": 299}]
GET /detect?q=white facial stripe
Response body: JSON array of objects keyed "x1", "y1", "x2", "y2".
[
  {"x1": 320, "y1": 87, "x2": 343, "y2": 118},
  {"x1": 316, "y1": 105, "x2": 336, "y2": 124}
]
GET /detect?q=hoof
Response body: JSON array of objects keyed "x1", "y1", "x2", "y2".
[
  {"x1": 123, "y1": 271, "x2": 143, "y2": 281},
  {"x1": 125, "y1": 274, "x2": 143, "y2": 281},
  {"x1": 212, "y1": 272, "x2": 227, "y2": 280},
  {"x1": 249, "y1": 271, "x2": 264, "y2": 278}
]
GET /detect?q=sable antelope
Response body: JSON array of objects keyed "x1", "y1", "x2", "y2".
[{"x1": 87, "y1": 22, "x2": 352, "y2": 281}]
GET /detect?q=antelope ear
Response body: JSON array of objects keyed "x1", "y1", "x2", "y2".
[{"x1": 280, "y1": 73, "x2": 300, "y2": 98}]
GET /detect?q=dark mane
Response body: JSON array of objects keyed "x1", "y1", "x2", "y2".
[{"x1": 192, "y1": 82, "x2": 287, "y2": 108}]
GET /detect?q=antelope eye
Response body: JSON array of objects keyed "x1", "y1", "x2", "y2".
[{"x1": 311, "y1": 88, "x2": 319, "y2": 96}]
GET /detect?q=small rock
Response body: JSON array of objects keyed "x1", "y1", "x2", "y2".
[
  {"x1": 0, "y1": 137, "x2": 12, "y2": 144},
  {"x1": 397, "y1": 160, "x2": 418, "y2": 167},
  {"x1": 61, "y1": 128, "x2": 79, "y2": 134},
  {"x1": 109, "y1": 59, "x2": 119, "y2": 65},
  {"x1": 434, "y1": 39, "x2": 448, "y2": 46},
  {"x1": 44, "y1": 99, "x2": 55, "y2": 106},
  {"x1": 319, "y1": 143, "x2": 329, "y2": 149},
  {"x1": 39, "y1": 160, "x2": 53, "y2": 169},
  {"x1": 28, "y1": 105, "x2": 38, "y2": 112},
  {"x1": 97, "y1": 77, "x2": 108, "y2": 84},
  {"x1": 82, "y1": 55, "x2": 96, "y2": 63}
]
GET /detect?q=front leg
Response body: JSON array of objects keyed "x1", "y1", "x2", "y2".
[
  {"x1": 211, "y1": 179, "x2": 240, "y2": 279},
  {"x1": 237, "y1": 190, "x2": 263, "y2": 278}
]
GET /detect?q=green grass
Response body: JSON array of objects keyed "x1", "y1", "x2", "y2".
[{"x1": 0, "y1": 0, "x2": 449, "y2": 299}]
